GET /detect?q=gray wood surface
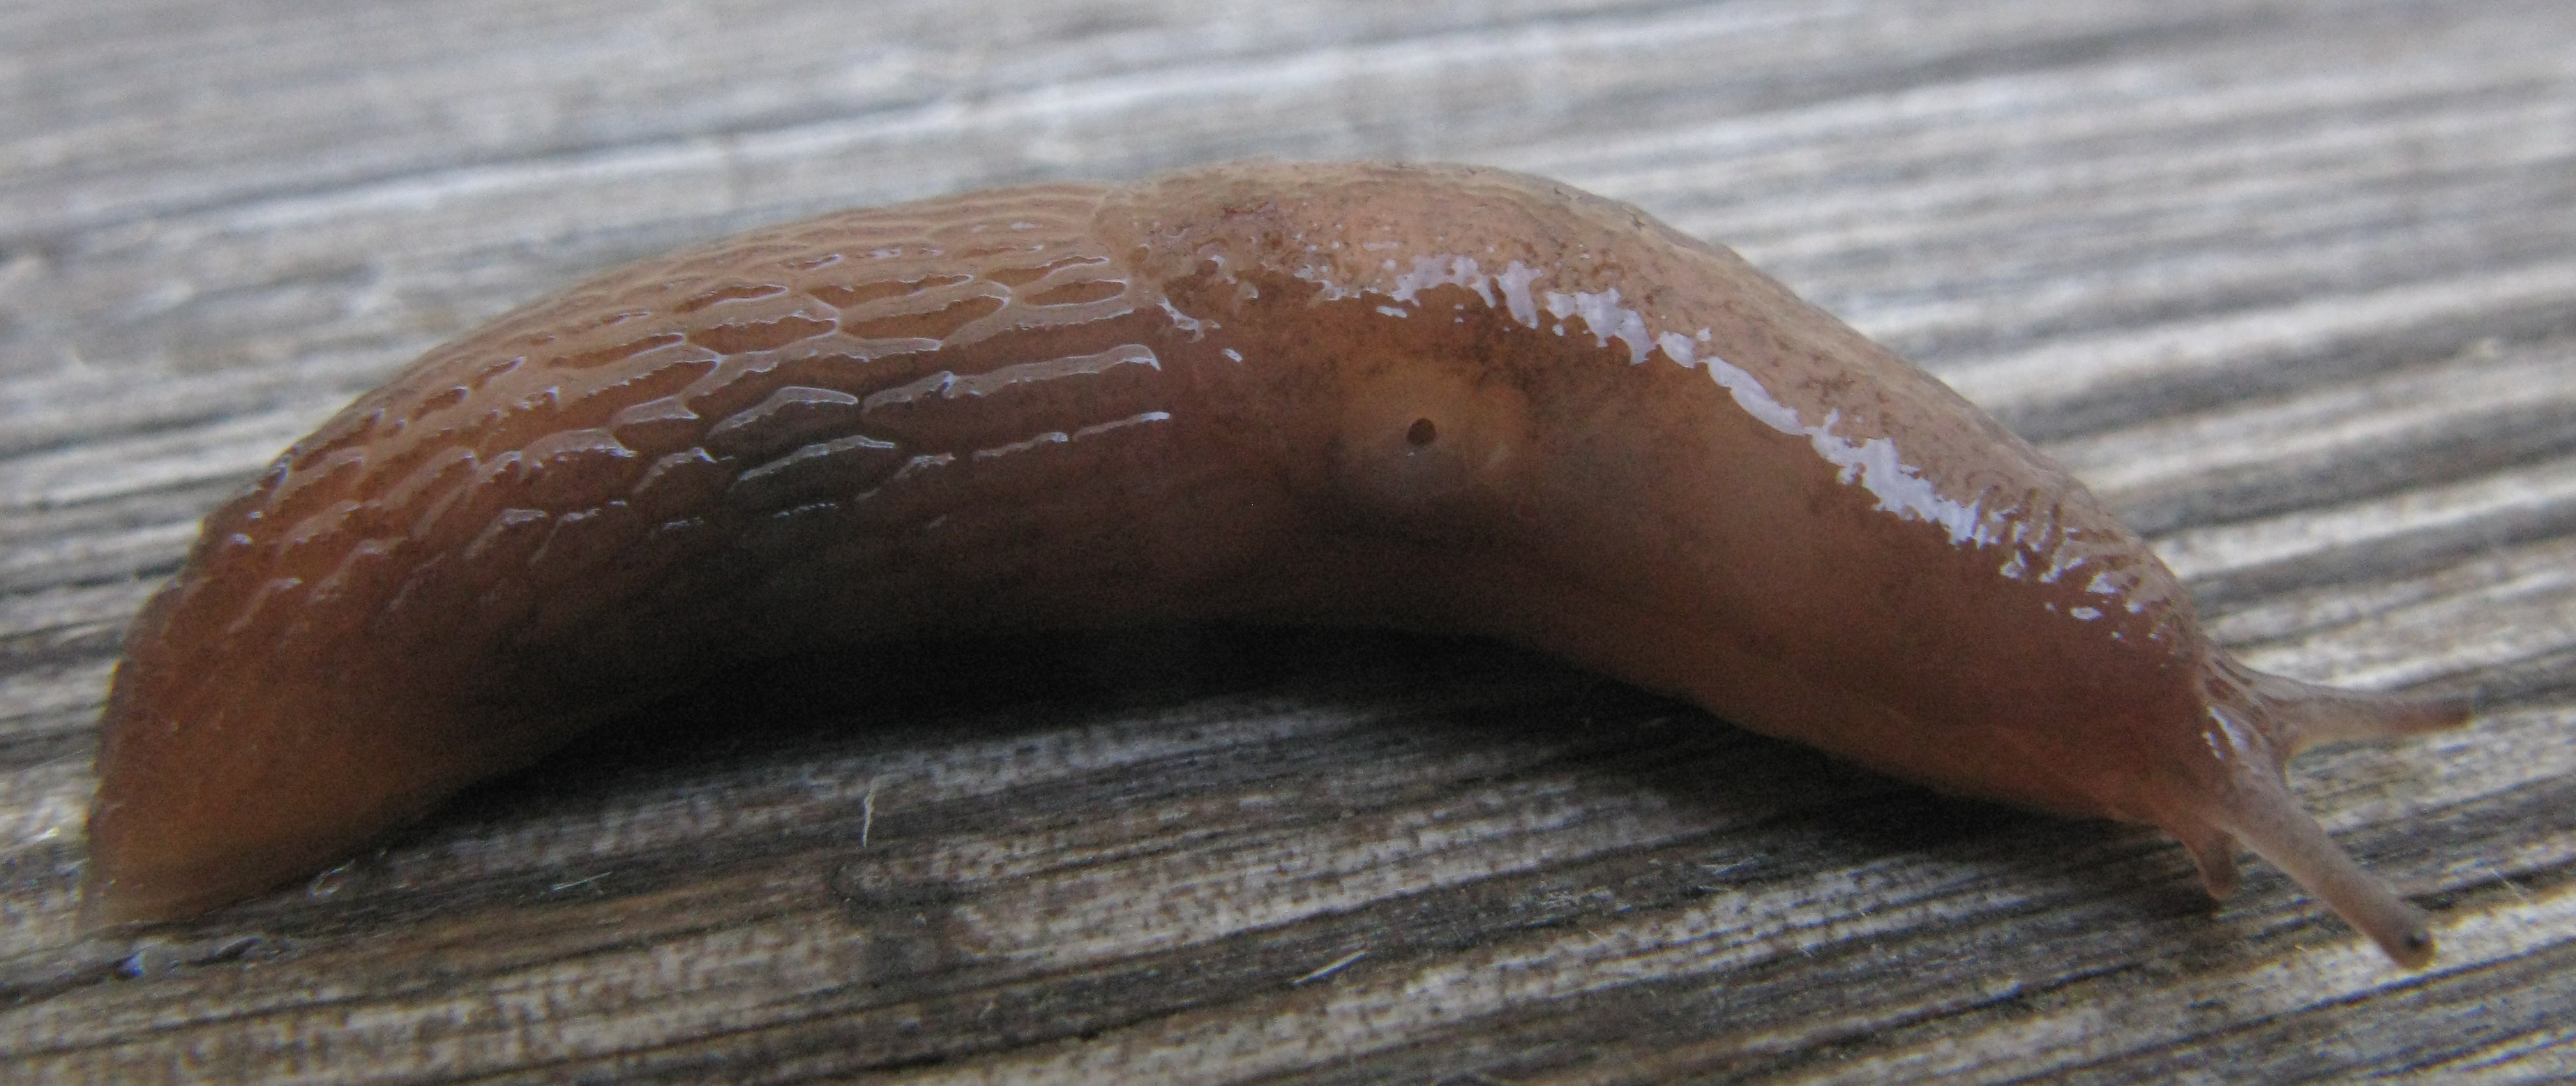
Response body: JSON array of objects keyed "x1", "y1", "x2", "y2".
[{"x1": 3, "y1": 1, "x2": 2573, "y2": 1081}]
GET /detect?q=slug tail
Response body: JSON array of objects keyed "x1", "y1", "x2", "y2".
[{"x1": 2211, "y1": 775, "x2": 2436, "y2": 968}]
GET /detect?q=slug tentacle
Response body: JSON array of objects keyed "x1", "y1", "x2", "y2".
[
  {"x1": 2178, "y1": 823, "x2": 2242, "y2": 900},
  {"x1": 83, "y1": 161, "x2": 2472, "y2": 967},
  {"x1": 2207, "y1": 767, "x2": 2438, "y2": 968},
  {"x1": 2227, "y1": 661, "x2": 2476, "y2": 753}
]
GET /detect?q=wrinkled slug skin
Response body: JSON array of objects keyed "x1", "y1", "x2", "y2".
[{"x1": 85, "y1": 161, "x2": 2467, "y2": 963}]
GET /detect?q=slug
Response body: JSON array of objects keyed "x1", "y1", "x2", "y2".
[{"x1": 83, "y1": 160, "x2": 2467, "y2": 965}]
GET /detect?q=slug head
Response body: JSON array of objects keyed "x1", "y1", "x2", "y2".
[{"x1": 2148, "y1": 654, "x2": 2470, "y2": 968}]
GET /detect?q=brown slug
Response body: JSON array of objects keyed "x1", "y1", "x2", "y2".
[{"x1": 83, "y1": 160, "x2": 2468, "y2": 965}]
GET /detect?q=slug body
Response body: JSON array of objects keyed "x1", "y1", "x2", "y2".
[{"x1": 86, "y1": 162, "x2": 2464, "y2": 963}]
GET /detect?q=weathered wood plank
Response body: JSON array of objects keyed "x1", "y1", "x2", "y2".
[{"x1": 1, "y1": 0, "x2": 2571, "y2": 1082}]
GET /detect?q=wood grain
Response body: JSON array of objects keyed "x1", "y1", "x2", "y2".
[{"x1": 2, "y1": 0, "x2": 2572, "y2": 1081}]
